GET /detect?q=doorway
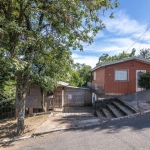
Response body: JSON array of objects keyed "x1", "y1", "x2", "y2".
[{"x1": 136, "y1": 70, "x2": 146, "y2": 92}]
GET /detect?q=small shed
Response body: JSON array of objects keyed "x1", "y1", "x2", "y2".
[{"x1": 16, "y1": 82, "x2": 92, "y2": 114}]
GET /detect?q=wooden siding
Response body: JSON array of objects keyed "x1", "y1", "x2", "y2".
[
  {"x1": 104, "y1": 60, "x2": 150, "y2": 94},
  {"x1": 45, "y1": 87, "x2": 63, "y2": 109},
  {"x1": 92, "y1": 67, "x2": 105, "y2": 88},
  {"x1": 16, "y1": 85, "x2": 92, "y2": 109},
  {"x1": 64, "y1": 87, "x2": 92, "y2": 107},
  {"x1": 91, "y1": 60, "x2": 150, "y2": 95}
]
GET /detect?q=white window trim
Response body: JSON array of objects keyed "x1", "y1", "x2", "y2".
[
  {"x1": 94, "y1": 71, "x2": 96, "y2": 80},
  {"x1": 114, "y1": 69, "x2": 129, "y2": 81}
]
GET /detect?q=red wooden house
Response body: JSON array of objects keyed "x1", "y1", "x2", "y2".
[{"x1": 90, "y1": 57, "x2": 150, "y2": 95}]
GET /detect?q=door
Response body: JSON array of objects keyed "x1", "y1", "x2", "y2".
[{"x1": 136, "y1": 70, "x2": 146, "y2": 92}]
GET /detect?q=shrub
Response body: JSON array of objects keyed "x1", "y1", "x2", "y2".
[{"x1": 138, "y1": 72, "x2": 150, "y2": 89}]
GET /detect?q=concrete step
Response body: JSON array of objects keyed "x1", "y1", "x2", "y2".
[
  {"x1": 116, "y1": 99, "x2": 137, "y2": 113},
  {"x1": 96, "y1": 110, "x2": 105, "y2": 118},
  {"x1": 101, "y1": 108, "x2": 114, "y2": 118},
  {"x1": 112, "y1": 101, "x2": 133, "y2": 116},
  {"x1": 106, "y1": 104, "x2": 123, "y2": 118}
]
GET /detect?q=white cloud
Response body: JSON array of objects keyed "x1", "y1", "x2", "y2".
[
  {"x1": 95, "y1": 37, "x2": 150, "y2": 55},
  {"x1": 103, "y1": 11, "x2": 147, "y2": 36},
  {"x1": 72, "y1": 10, "x2": 150, "y2": 68},
  {"x1": 82, "y1": 37, "x2": 134, "y2": 53},
  {"x1": 83, "y1": 10, "x2": 150, "y2": 53},
  {"x1": 134, "y1": 31, "x2": 150, "y2": 42},
  {"x1": 72, "y1": 53, "x2": 98, "y2": 68}
]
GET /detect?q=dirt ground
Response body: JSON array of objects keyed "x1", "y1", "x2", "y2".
[{"x1": 0, "y1": 114, "x2": 49, "y2": 141}]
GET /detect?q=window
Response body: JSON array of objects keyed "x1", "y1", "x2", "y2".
[
  {"x1": 115, "y1": 70, "x2": 128, "y2": 81},
  {"x1": 94, "y1": 71, "x2": 96, "y2": 80}
]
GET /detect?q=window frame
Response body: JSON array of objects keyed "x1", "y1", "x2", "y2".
[
  {"x1": 114, "y1": 69, "x2": 129, "y2": 81},
  {"x1": 94, "y1": 71, "x2": 96, "y2": 80}
]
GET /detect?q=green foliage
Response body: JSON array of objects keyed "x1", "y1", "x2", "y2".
[
  {"x1": 0, "y1": 0, "x2": 119, "y2": 90},
  {"x1": 69, "y1": 71, "x2": 81, "y2": 87},
  {"x1": 138, "y1": 72, "x2": 150, "y2": 89},
  {"x1": 69, "y1": 63, "x2": 91, "y2": 87},
  {"x1": 96, "y1": 48, "x2": 136, "y2": 66},
  {"x1": 96, "y1": 48, "x2": 150, "y2": 67},
  {"x1": 32, "y1": 47, "x2": 72, "y2": 92},
  {"x1": 0, "y1": 51, "x2": 12, "y2": 91},
  {"x1": 0, "y1": 80, "x2": 15, "y2": 107},
  {"x1": 4, "y1": 80, "x2": 16, "y2": 99},
  {"x1": 0, "y1": 93, "x2": 15, "y2": 104},
  {"x1": 0, "y1": 50, "x2": 15, "y2": 103},
  {"x1": 0, "y1": 0, "x2": 119, "y2": 133},
  {"x1": 139, "y1": 48, "x2": 150, "y2": 59}
]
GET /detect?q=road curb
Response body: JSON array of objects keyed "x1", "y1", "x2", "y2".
[
  {"x1": 1, "y1": 110, "x2": 150, "y2": 144},
  {"x1": 0, "y1": 135, "x2": 32, "y2": 144}
]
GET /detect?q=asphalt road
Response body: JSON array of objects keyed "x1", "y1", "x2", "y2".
[{"x1": 1, "y1": 113, "x2": 150, "y2": 150}]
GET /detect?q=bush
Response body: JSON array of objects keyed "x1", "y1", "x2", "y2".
[{"x1": 138, "y1": 72, "x2": 150, "y2": 89}]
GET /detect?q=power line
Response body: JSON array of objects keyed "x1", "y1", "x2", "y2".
[{"x1": 126, "y1": 23, "x2": 150, "y2": 52}]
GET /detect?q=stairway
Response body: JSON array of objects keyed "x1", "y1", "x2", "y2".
[{"x1": 96, "y1": 98, "x2": 137, "y2": 119}]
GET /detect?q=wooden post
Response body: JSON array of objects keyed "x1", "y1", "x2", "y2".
[
  {"x1": 29, "y1": 108, "x2": 33, "y2": 115},
  {"x1": 62, "y1": 87, "x2": 64, "y2": 108},
  {"x1": 45, "y1": 102, "x2": 47, "y2": 112},
  {"x1": 15, "y1": 109, "x2": 18, "y2": 119}
]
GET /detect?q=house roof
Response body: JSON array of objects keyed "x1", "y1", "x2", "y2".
[
  {"x1": 58, "y1": 81, "x2": 69, "y2": 86},
  {"x1": 66, "y1": 85, "x2": 90, "y2": 90},
  {"x1": 58, "y1": 81, "x2": 90, "y2": 90},
  {"x1": 91, "y1": 57, "x2": 150, "y2": 72}
]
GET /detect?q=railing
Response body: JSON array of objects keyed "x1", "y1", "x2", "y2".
[{"x1": 87, "y1": 82, "x2": 104, "y2": 95}]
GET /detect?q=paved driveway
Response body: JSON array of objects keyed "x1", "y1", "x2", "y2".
[
  {"x1": 55, "y1": 107, "x2": 94, "y2": 117},
  {"x1": 1, "y1": 113, "x2": 150, "y2": 150},
  {"x1": 119, "y1": 89, "x2": 150, "y2": 112}
]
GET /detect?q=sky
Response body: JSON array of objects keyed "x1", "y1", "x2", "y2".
[{"x1": 71, "y1": 0, "x2": 150, "y2": 68}]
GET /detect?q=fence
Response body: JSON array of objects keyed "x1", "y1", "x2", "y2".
[
  {"x1": 0, "y1": 100, "x2": 15, "y2": 120},
  {"x1": 0, "y1": 100, "x2": 31, "y2": 120}
]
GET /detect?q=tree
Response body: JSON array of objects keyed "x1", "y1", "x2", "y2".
[
  {"x1": 32, "y1": 47, "x2": 72, "y2": 112},
  {"x1": 96, "y1": 48, "x2": 136, "y2": 65},
  {"x1": 69, "y1": 63, "x2": 91, "y2": 87},
  {"x1": 0, "y1": 50, "x2": 12, "y2": 92},
  {"x1": 138, "y1": 72, "x2": 150, "y2": 90},
  {"x1": 139, "y1": 48, "x2": 150, "y2": 59},
  {"x1": 69, "y1": 71, "x2": 81, "y2": 87},
  {"x1": 77, "y1": 64, "x2": 91, "y2": 86},
  {"x1": 0, "y1": 0, "x2": 119, "y2": 134},
  {"x1": 0, "y1": 50, "x2": 14, "y2": 104}
]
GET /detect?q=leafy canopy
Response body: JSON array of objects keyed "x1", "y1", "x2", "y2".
[
  {"x1": 0, "y1": 0, "x2": 119, "y2": 90},
  {"x1": 139, "y1": 48, "x2": 150, "y2": 59},
  {"x1": 0, "y1": 0, "x2": 119, "y2": 134},
  {"x1": 96, "y1": 48, "x2": 136, "y2": 66},
  {"x1": 69, "y1": 63, "x2": 91, "y2": 87}
]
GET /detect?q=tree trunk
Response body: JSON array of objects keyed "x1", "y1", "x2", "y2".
[
  {"x1": 40, "y1": 88, "x2": 47, "y2": 112},
  {"x1": 17, "y1": 90, "x2": 26, "y2": 135},
  {"x1": 16, "y1": 71, "x2": 29, "y2": 135}
]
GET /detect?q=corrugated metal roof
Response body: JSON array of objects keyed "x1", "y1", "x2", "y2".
[
  {"x1": 66, "y1": 86, "x2": 90, "y2": 90},
  {"x1": 58, "y1": 81, "x2": 69, "y2": 86},
  {"x1": 91, "y1": 57, "x2": 150, "y2": 72}
]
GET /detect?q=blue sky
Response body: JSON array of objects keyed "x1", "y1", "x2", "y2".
[{"x1": 72, "y1": 0, "x2": 150, "y2": 68}]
